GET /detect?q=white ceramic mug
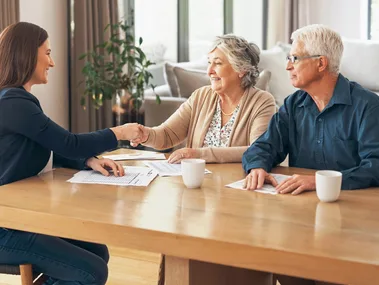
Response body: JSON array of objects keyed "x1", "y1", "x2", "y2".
[
  {"x1": 181, "y1": 159, "x2": 205, "y2": 188},
  {"x1": 316, "y1": 170, "x2": 342, "y2": 202}
]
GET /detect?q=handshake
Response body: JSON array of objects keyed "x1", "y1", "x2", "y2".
[{"x1": 111, "y1": 123, "x2": 149, "y2": 146}]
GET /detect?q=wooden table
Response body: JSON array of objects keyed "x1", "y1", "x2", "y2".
[{"x1": 0, "y1": 150, "x2": 378, "y2": 285}]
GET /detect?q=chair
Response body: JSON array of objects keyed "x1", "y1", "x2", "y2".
[{"x1": 0, "y1": 264, "x2": 48, "y2": 285}]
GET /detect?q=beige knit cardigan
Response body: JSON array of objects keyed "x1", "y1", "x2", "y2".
[{"x1": 143, "y1": 86, "x2": 276, "y2": 163}]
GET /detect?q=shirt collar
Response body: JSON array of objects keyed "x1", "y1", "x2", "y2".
[
  {"x1": 298, "y1": 92, "x2": 312, "y2": 108},
  {"x1": 298, "y1": 74, "x2": 352, "y2": 108},
  {"x1": 328, "y1": 74, "x2": 352, "y2": 106}
]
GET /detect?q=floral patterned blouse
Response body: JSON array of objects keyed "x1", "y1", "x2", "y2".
[{"x1": 203, "y1": 100, "x2": 240, "y2": 147}]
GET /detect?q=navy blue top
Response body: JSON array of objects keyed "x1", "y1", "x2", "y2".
[
  {"x1": 0, "y1": 87, "x2": 118, "y2": 185},
  {"x1": 242, "y1": 74, "x2": 379, "y2": 190}
]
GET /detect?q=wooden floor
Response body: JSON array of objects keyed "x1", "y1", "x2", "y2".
[{"x1": 0, "y1": 247, "x2": 161, "y2": 285}]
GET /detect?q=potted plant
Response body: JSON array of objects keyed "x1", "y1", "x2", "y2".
[{"x1": 79, "y1": 21, "x2": 160, "y2": 125}]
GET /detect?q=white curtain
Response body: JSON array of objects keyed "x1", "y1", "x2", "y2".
[{"x1": 267, "y1": 0, "x2": 311, "y2": 48}]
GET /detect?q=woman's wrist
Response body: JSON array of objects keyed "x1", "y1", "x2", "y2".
[
  {"x1": 85, "y1": 157, "x2": 96, "y2": 168},
  {"x1": 110, "y1": 126, "x2": 121, "y2": 140},
  {"x1": 141, "y1": 128, "x2": 150, "y2": 144}
]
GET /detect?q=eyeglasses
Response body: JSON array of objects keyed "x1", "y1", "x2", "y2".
[{"x1": 286, "y1": 55, "x2": 321, "y2": 64}]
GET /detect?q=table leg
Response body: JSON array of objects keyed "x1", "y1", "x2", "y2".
[
  {"x1": 165, "y1": 256, "x2": 189, "y2": 285},
  {"x1": 165, "y1": 255, "x2": 273, "y2": 285}
]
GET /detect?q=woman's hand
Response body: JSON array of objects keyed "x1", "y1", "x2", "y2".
[
  {"x1": 86, "y1": 157, "x2": 125, "y2": 176},
  {"x1": 110, "y1": 123, "x2": 144, "y2": 141},
  {"x1": 167, "y1": 148, "x2": 199, "y2": 164},
  {"x1": 130, "y1": 125, "x2": 150, "y2": 147}
]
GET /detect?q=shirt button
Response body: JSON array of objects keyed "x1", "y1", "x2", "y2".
[
  {"x1": 318, "y1": 118, "x2": 322, "y2": 122},
  {"x1": 317, "y1": 140, "x2": 321, "y2": 144}
]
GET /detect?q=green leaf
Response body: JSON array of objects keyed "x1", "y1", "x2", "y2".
[
  {"x1": 135, "y1": 57, "x2": 143, "y2": 65},
  {"x1": 125, "y1": 35, "x2": 134, "y2": 42},
  {"x1": 155, "y1": 95, "x2": 161, "y2": 104},
  {"x1": 139, "y1": 37, "x2": 143, "y2": 45},
  {"x1": 104, "y1": 23, "x2": 111, "y2": 31}
]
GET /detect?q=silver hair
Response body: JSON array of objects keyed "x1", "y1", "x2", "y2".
[
  {"x1": 211, "y1": 34, "x2": 260, "y2": 89},
  {"x1": 291, "y1": 24, "x2": 344, "y2": 74}
]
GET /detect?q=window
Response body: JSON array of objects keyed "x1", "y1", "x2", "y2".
[
  {"x1": 369, "y1": 0, "x2": 379, "y2": 40},
  {"x1": 134, "y1": 0, "x2": 178, "y2": 62},
  {"x1": 233, "y1": 0, "x2": 264, "y2": 47},
  {"x1": 188, "y1": 0, "x2": 224, "y2": 61},
  {"x1": 125, "y1": 0, "x2": 266, "y2": 62}
]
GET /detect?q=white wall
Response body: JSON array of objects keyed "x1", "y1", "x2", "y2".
[
  {"x1": 308, "y1": 0, "x2": 369, "y2": 40},
  {"x1": 19, "y1": 0, "x2": 69, "y2": 129}
]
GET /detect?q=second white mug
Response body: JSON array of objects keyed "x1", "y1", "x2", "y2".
[
  {"x1": 316, "y1": 170, "x2": 342, "y2": 202},
  {"x1": 181, "y1": 159, "x2": 205, "y2": 188}
]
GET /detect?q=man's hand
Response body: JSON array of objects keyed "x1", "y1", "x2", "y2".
[
  {"x1": 110, "y1": 123, "x2": 144, "y2": 141},
  {"x1": 167, "y1": 148, "x2": 199, "y2": 164},
  {"x1": 276, "y1": 174, "x2": 316, "y2": 195},
  {"x1": 244, "y1": 168, "x2": 278, "y2": 190},
  {"x1": 130, "y1": 125, "x2": 150, "y2": 147},
  {"x1": 86, "y1": 157, "x2": 125, "y2": 177}
]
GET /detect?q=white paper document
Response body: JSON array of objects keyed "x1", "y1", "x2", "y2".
[
  {"x1": 102, "y1": 152, "x2": 166, "y2": 161},
  {"x1": 144, "y1": 160, "x2": 212, "y2": 177},
  {"x1": 226, "y1": 173, "x2": 291, "y2": 195},
  {"x1": 67, "y1": 166, "x2": 158, "y2": 187}
]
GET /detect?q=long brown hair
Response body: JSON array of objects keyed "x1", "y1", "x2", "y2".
[{"x1": 0, "y1": 22, "x2": 48, "y2": 89}]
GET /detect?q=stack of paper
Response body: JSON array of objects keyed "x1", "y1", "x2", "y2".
[
  {"x1": 67, "y1": 166, "x2": 158, "y2": 187},
  {"x1": 102, "y1": 152, "x2": 166, "y2": 161},
  {"x1": 144, "y1": 160, "x2": 212, "y2": 177},
  {"x1": 226, "y1": 173, "x2": 291, "y2": 195}
]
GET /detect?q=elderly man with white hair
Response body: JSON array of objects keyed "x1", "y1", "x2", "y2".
[
  {"x1": 243, "y1": 24, "x2": 379, "y2": 195},
  {"x1": 242, "y1": 22, "x2": 379, "y2": 285}
]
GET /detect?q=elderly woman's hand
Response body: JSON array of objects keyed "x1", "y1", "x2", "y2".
[
  {"x1": 167, "y1": 148, "x2": 200, "y2": 164},
  {"x1": 130, "y1": 125, "x2": 150, "y2": 147},
  {"x1": 86, "y1": 157, "x2": 125, "y2": 177}
]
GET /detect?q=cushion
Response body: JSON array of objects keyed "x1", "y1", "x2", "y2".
[
  {"x1": 259, "y1": 46, "x2": 297, "y2": 106},
  {"x1": 255, "y1": 69, "x2": 271, "y2": 91},
  {"x1": 173, "y1": 66, "x2": 272, "y2": 98},
  {"x1": 340, "y1": 38, "x2": 379, "y2": 91},
  {"x1": 164, "y1": 60, "x2": 208, "y2": 97},
  {"x1": 276, "y1": 41, "x2": 291, "y2": 54},
  {"x1": 173, "y1": 67, "x2": 210, "y2": 98}
]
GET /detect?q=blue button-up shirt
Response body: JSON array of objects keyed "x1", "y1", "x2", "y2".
[{"x1": 242, "y1": 74, "x2": 379, "y2": 190}]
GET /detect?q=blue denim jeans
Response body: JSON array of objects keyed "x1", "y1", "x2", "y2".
[{"x1": 0, "y1": 228, "x2": 109, "y2": 285}]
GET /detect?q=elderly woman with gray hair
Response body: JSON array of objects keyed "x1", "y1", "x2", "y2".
[
  {"x1": 131, "y1": 34, "x2": 276, "y2": 164},
  {"x1": 133, "y1": 34, "x2": 276, "y2": 285}
]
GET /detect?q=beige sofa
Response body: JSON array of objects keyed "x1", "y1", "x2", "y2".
[{"x1": 143, "y1": 39, "x2": 379, "y2": 127}]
